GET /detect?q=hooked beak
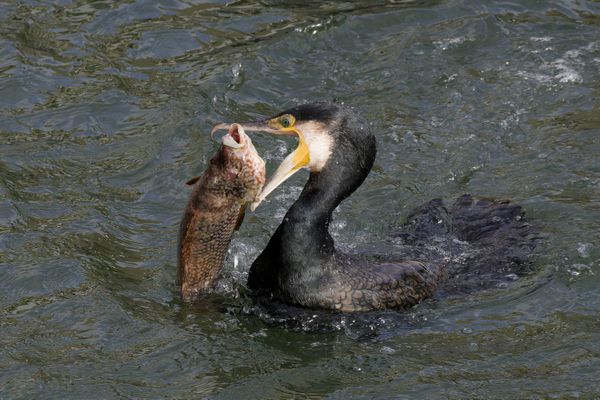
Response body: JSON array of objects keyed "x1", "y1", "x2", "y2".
[
  {"x1": 211, "y1": 120, "x2": 282, "y2": 137},
  {"x1": 211, "y1": 121, "x2": 310, "y2": 210}
]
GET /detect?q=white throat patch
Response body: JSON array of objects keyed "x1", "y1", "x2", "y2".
[{"x1": 296, "y1": 121, "x2": 333, "y2": 172}]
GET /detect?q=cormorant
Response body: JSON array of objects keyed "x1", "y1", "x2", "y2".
[{"x1": 212, "y1": 102, "x2": 538, "y2": 312}]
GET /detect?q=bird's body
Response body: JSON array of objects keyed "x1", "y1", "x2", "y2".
[{"x1": 214, "y1": 103, "x2": 538, "y2": 312}]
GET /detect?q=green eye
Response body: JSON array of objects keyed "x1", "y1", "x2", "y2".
[{"x1": 276, "y1": 114, "x2": 295, "y2": 129}]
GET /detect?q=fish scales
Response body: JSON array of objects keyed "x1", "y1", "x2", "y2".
[{"x1": 178, "y1": 125, "x2": 265, "y2": 301}]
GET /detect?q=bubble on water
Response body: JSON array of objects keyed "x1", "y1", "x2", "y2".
[{"x1": 380, "y1": 346, "x2": 396, "y2": 354}]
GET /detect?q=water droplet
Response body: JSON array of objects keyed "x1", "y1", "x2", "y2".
[{"x1": 231, "y1": 63, "x2": 242, "y2": 78}]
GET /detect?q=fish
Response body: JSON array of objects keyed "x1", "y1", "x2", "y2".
[{"x1": 178, "y1": 123, "x2": 266, "y2": 301}]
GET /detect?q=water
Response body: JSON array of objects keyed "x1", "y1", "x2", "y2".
[{"x1": 1, "y1": 0, "x2": 600, "y2": 398}]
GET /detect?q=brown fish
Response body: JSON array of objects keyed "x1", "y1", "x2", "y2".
[{"x1": 178, "y1": 123, "x2": 265, "y2": 301}]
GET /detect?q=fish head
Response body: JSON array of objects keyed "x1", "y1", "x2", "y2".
[{"x1": 212, "y1": 123, "x2": 266, "y2": 202}]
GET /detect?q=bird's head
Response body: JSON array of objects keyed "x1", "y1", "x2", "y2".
[{"x1": 212, "y1": 102, "x2": 374, "y2": 210}]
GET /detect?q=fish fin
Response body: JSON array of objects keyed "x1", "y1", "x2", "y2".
[
  {"x1": 234, "y1": 204, "x2": 247, "y2": 231},
  {"x1": 186, "y1": 176, "x2": 201, "y2": 185}
]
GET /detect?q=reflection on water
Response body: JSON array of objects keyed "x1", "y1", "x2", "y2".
[{"x1": 1, "y1": 0, "x2": 600, "y2": 398}]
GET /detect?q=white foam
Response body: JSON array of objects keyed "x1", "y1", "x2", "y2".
[
  {"x1": 515, "y1": 71, "x2": 551, "y2": 83},
  {"x1": 515, "y1": 39, "x2": 600, "y2": 85},
  {"x1": 531, "y1": 36, "x2": 552, "y2": 42},
  {"x1": 434, "y1": 36, "x2": 470, "y2": 51},
  {"x1": 550, "y1": 58, "x2": 583, "y2": 83}
]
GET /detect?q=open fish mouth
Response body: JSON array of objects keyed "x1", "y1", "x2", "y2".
[{"x1": 212, "y1": 123, "x2": 245, "y2": 149}]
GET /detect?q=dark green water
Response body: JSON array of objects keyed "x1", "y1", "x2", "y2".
[{"x1": 1, "y1": 0, "x2": 600, "y2": 398}]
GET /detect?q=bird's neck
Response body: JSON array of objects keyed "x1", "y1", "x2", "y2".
[
  {"x1": 281, "y1": 142, "x2": 376, "y2": 263},
  {"x1": 282, "y1": 173, "x2": 340, "y2": 260},
  {"x1": 248, "y1": 129, "x2": 376, "y2": 294}
]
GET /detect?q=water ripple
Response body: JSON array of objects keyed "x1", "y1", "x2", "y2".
[{"x1": 1, "y1": 0, "x2": 600, "y2": 398}]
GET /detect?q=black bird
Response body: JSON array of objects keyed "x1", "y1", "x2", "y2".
[{"x1": 212, "y1": 102, "x2": 538, "y2": 312}]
